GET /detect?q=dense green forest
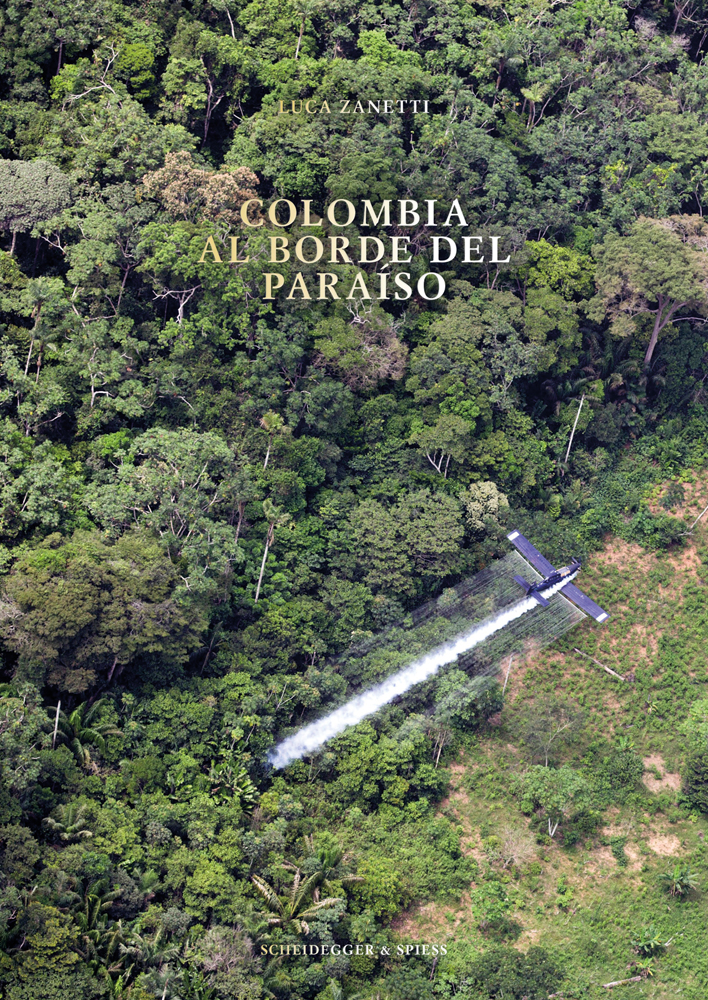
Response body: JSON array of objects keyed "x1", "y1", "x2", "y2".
[{"x1": 2, "y1": 0, "x2": 708, "y2": 996}]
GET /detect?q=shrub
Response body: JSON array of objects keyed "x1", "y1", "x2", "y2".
[
  {"x1": 658, "y1": 864, "x2": 699, "y2": 898},
  {"x1": 632, "y1": 924, "x2": 669, "y2": 957},
  {"x1": 349, "y1": 856, "x2": 406, "y2": 921},
  {"x1": 480, "y1": 915, "x2": 523, "y2": 942},
  {"x1": 456, "y1": 946, "x2": 564, "y2": 1000},
  {"x1": 683, "y1": 747, "x2": 708, "y2": 813}
]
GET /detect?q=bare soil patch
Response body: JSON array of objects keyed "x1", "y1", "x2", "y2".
[
  {"x1": 648, "y1": 473, "x2": 708, "y2": 521},
  {"x1": 642, "y1": 755, "x2": 681, "y2": 793},
  {"x1": 594, "y1": 539, "x2": 654, "y2": 572},
  {"x1": 391, "y1": 896, "x2": 469, "y2": 940},
  {"x1": 582, "y1": 846, "x2": 619, "y2": 875},
  {"x1": 647, "y1": 833, "x2": 681, "y2": 855},
  {"x1": 666, "y1": 544, "x2": 704, "y2": 580}
]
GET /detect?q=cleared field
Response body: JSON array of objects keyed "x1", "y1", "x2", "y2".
[{"x1": 391, "y1": 524, "x2": 708, "y2": 999}]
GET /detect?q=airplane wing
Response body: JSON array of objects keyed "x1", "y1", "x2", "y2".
[
  {"x1": 506, "y1": 530, "x2": 556, "y2": 576},
  {"x1": 560, "y1": 582, "x2": 610, "y2": 623}
]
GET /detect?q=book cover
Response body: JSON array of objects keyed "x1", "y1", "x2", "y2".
[{"x1": 0, "y1": 1, "x2": 707, "y2": 998}]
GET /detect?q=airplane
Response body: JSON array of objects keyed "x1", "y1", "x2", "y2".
[{"x1": 506, "y1": 530, "x2": 610, "y2": 623}]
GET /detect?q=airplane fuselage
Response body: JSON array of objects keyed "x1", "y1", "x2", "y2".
[
  {"x1": 513, "y1": 558, "x2": 582, "y2": 608},
  {"x1": 528, "y1": 558, "x2": 581, "y2": 595}
]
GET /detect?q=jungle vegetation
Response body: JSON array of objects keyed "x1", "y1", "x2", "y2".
[{"x1": 1, "y1": 0, "x2": 708, "y2": 996}]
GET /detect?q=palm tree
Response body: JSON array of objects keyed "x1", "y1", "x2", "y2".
[
  {"x1": 71, "y1": 881, "x2": 126, "y2": 977},
  {"x1": 72, "y1": 878, "x2": 121, "y2": 929},
  {"x1": 177, "y1": 966, "x2": 216, "y2": 999},
  {"x1": 632, "y1": 924, "x2": 669, "y2": 956},
  {"x1": 208, "y1": 755, "x2": 258, "y2": 811},
  {"x1": 43, "y1": 801, "x2": 94, "y2": 842},
  {"x1": 482, "y1": 29, "x2": 525, "y2": 93},
  {"x1": 251, "y1": 869, "x2": 343, "y2": 936},
  {"x1": 52, "y1": 699, "x2": 122, "y2": 769},
  {"x1": 297, "y1": 834, "x2": 363, "y2": 901},
  {"x1": 120, "y1": 927, "x2": 180, "y2": 980}
]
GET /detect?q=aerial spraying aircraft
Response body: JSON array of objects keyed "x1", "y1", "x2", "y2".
[{"x1": 507, "y1": 530, "x2": 610, "y2": 622}]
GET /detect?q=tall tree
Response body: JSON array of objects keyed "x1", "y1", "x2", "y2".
[
  {"x1": 0, "y1": 161, "x2": 72, "y2": 255},
  {"x1": 591, "y1": 216, "x2": 708, "y2": 365},
  {"x1": 0, "y1": 530, "x2": 208, "y2": 693}
]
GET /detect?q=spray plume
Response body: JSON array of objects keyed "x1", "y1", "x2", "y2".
[{"x1": 269, "y1": 570, "x2": 579, "y2": 769}]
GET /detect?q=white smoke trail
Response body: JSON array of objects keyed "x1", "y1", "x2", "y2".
[{"x1": 269, "y1": 572, "x2": 577, "y2": 768}]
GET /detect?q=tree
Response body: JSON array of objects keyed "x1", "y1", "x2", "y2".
[
  {"x1": 349, "y1": 856, "x2": 405, "y2": 921},
  {"x1": 684, "y1": 746, "x2": 708, "y2": 813},
  {"x1": 0, "y1": 683, "x2": 52, "y2": 794},
  {"x1": 658, "y1": 865, "x2": 700, "y2": 898},
  {"x1": 259, "y1": 411, "x2": 286, "y2": 470},
  {"x1": 408, "y1": 413, "x2": 472, "y2": 477},
  {"x1": 496, "y1": 826, "x2": 536, "y2": 870},
  {"x1": 85, "y1": 427, "x2": 254, "y2": 596},
  {"x1": 632, "y1": 925, "x2": 670, "y2": 956},
  {"x1": 0, "y1": 421, "x2": 83, "y2": 541},
  {"x1": 71, "y1": 881, "x2": 126, "y2": 977},
  {"x1": 312, "y1": 313, "x2": 408, "y2": 390},
  {"x1": 681, "y1": 698, "x2": 708, "y2": 811},
  {"x1": 51, "y1": 700, "x2": 121, "y2": 769},
  {"x1": 160, "y1": 23, "x2": 252, "y2": 145},
  {"x1": 434, "y1": 671, "x2": 503, "y2": 732},
  {"x1": 459, "y1": 945, "x2": 564, "y2": 1000},
  {"x1": 254, "y1": 500, "x2": 290, "y2": 603},
  {"x1": 349, "y1": 489, "x2": 465, "y2": 597},
  {"x1": 521, "y1": 695, "x2": 583, "y2": 766},
  {"x1": 517, "y1": 765, "x2": 591, "y2": 837},
  {"x1": 13, "y1": 0, "x2": 104, "y2": 76},
  {"x1": 42, "y1": 802, "x2": 93, "y2": 840},
  {"x1": 208, "y1": 753, "x2": 258, "y2": 811},
  {"x1": 0, "y1": 530, "x2": 208, "y2": 693},
  {"x1": 142, "y1": 151, "x2": 258, "y2": 224},
  {"x1": 298, "y1": 833, "x2": 363, "y2": 899},
  {"x1": 462, "y1": 481, "x2": 510, "y2": 535},
  {"x1": 251, "y1": 869, "x2": 343, "y2": 935},
  {"x1": 0, "y1": 160, "x2": 72, "y2": 254},
  {"x1": 591, "y1": 216, "x2": 708, "y2": 365}
]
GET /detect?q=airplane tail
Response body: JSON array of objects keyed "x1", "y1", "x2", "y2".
[{"x1": 514, "y1": 575, "x2": 549, "y2": 607}]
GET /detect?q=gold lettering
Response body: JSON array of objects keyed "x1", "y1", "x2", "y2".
[
  {"x1": 198, "y1": 236, "x2": 222, "y2": 263},
  {"x1": 318, "y1": 273, "x2": 340, "y2": 299},
  {"x1": 287, "y1": 273, "x2": 311, "y2": 299},
  {"x1": 327, "y1": 199, "x2": 355, "y2": 227},
  {"x1": 361, "y1": 200, "x2": 390, "y2": 226},
  {"x1": 347, "y1": 272, "x2": 371, "y2": 299},
  {"x1": 295, "y1": 236, "x2": 324, "y2": 262},
  {"x1": 229, "y1": 236, "x2": 249, "y2": 263},
  {"x1": 240, "y1": 199, "x2": 263, "y2": 227},
  {"x1": 302, "y1": 200, "x2": 323, "y2": 226},
  {"x1": 328, "y1": 236, "x2": 351, "y2": 263},
  {"x1": 269, "y1": 236, "x2": 290, "y2": 262},
  {"x1": 264, "y1": 273, "x2": 285, "y2": 298},
  {"x1": 268, "y1": 199, "x2": 297, "y2": 227}
]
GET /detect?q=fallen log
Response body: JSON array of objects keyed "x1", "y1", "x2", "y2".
[
  {"x1": 602, "y1": 976, "x2": 642, "y2": 988},
  {"x1": 573, "y1": 648, "x2": 626, "y2": 681}
]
